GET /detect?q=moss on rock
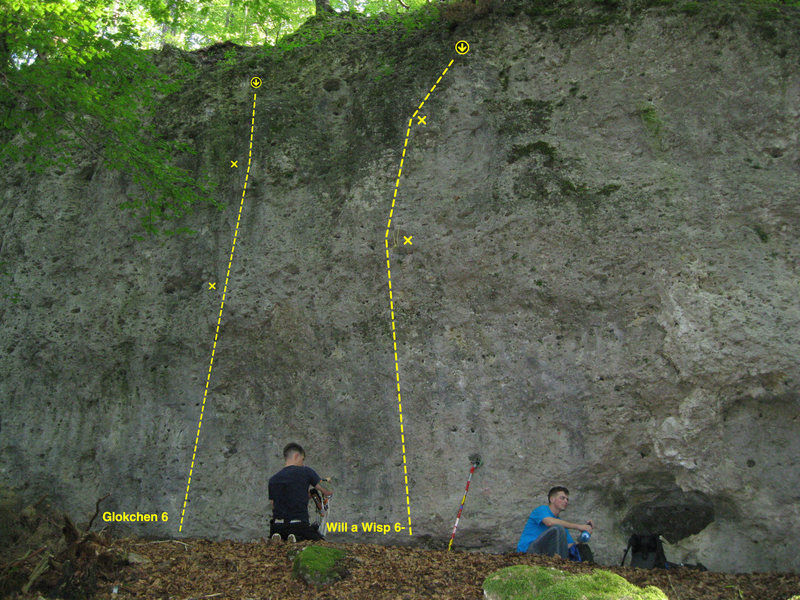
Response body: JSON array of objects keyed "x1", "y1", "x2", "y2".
[
  {"x1": 292, "y1": 545, "x2": 348, "y2": 589},
  {"x1": 483, "y1": 565, "x2": 668, "y2": 600}
]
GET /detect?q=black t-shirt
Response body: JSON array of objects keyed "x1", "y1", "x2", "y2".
[{"x1": 268, "y1": 465, "x2": 321, "y2": 521}]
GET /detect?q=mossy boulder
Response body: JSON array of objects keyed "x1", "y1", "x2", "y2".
[
  {"x1": 291, "y1": 545, "x2": 348, "y2": 589},
  {"x1": 483, "y1": 565, "x2": 668, "y2": 600}
]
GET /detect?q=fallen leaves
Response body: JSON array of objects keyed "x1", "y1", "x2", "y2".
[{"x1": 83, "y1": 538, "x2": 800, "y2": 600}]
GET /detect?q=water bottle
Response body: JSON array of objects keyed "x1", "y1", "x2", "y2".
[{"x1": 580, "y1": 530, "x2": 591, "y2": 543}]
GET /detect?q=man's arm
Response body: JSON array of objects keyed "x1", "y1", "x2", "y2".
[
  {"x1": 315, "y1": 482, "x2": 332, "y2": 497},
  {"x1": 542, "y1": 517, "x2": 593, "y2": 533}
]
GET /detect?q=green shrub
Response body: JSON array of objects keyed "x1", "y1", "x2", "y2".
[
  {"x1": 681, "y1": 1, "x2": 702, "y2": 15},
  {"x1": 638, "y1": 101, "x2": 663, "y2": 139}
]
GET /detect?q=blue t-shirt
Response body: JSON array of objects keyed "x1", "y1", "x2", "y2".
[
  {"x1": 268, "y1": 465, "x2": 321, "y2": 521},
  {"x1": 517, "y1": 504, "x2": 575, "y2": 552}
]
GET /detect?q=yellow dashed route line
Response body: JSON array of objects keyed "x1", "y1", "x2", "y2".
[
  {"x1": 384, "y1": 57, "x2": 457, "y2": 536},
  {"x1": 179, "y1": 90, "x2": 258, "y2": 533}
]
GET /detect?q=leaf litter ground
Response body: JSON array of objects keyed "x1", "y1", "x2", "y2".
[{"x1": 99, "y1": 537, "x2": 800, "y2": 600}]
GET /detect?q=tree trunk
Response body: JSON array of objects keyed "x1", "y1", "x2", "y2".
[
  {"x1": 315, "y1": 0, "x2": 335, "y2": 15},
  {"x1": 225, "y1": 0, "x2": 233, "y2": 32}
]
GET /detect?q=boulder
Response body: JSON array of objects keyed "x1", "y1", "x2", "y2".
[
  {"x1": 483, "y1": 565, "x2": 667, "y2": 600},
  {"x1": 292, "y1": 545, "x2": 348, "y2": 589}
]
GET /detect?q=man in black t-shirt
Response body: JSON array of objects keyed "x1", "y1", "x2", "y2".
[{"x1": 268, "y1": 442, "x2": 333, "y2": 541}]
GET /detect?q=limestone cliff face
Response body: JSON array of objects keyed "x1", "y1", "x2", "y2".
[{"x1": 1, "y1": 2, "x2": 799, "y2": 572}]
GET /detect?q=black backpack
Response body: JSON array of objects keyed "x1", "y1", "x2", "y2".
[{"x1": 621, "y1": 534, "x2": 668, "y2": 568}]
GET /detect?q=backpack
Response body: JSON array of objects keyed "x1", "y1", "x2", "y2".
[
  {"x1": 621, "y1": 534, "x2": 668, "y2": 568},
  {"x1": 568, "y1": 544, "x2": 581, "y2": 562},
  {"x1": 569, "y1": 542, "x2": 595, "y2": 563}
]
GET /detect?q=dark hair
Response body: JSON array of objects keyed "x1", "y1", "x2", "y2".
[
  {"x1": 548, "y1": 486, "x2": 569, "y2": 501},
  {"x1": 283, "y1": 442, "x2": 305, "y2": 458}
]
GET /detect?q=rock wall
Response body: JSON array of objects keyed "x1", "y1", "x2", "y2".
[{"x1": 2, "y1": 2, "x2": 799, "y2": 572}]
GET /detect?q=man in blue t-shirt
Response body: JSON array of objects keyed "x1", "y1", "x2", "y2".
[
  {"x1": 516, "y1": 486, "x2": 594, "y2": 558},
  {"x1": 268, "y1": 442, "x2": 332, "y2": 542}
]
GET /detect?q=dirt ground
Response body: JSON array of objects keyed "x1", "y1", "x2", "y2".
[{"x1": 91, "y1": 537, "x2": 800, "y2": 600}]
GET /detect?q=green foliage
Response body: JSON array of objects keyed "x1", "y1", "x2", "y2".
[
  {"x1": 373, "y1": 57, "x2": 396, "y2": 82},
  {"x1": 166, "y1": 0, "x2": 311, "y2": 48},
  {"x1": 638, "y1": 101, "x2": 663, "y2": 138},
  {"x1": 133, "y1": 0, "x2": 437, "y2": 50},
  {"x1": 681, "y1": 2, "x2": 702, "y2": 15},
  {"x1": 396, "y1": 3, "x2": 442, "y2": 33},
  {"x1": 1, "y1": 0, "x2": 220, "y2": 236},
  {"x1": 638, "y1": 101, "x2": 671, "y2": 154},
  {"x1": 266, "y1": 3, "x2": 440, "y2": 54},
  {"x1": 524, "y1": 0, "x2": 563, "y2": 17},
  {"x1": 222, "y1": 47, "x2": 240, "y2": 65}
]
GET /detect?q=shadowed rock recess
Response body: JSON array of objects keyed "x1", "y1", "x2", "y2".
[{"x1": 1, "y1": 0, "x2": 799, "y2": 573}]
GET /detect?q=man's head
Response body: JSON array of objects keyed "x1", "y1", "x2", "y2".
[
  {"x1": 283, "y1": 442, "x2": 305, "y2": 465},
  {"x1": 547, "y1": 486, "x2": 569, "y2": 515}
]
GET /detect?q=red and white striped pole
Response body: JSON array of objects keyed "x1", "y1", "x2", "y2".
[{"x1": 448, "y1": 454, "x2": 482, "y2": 551}]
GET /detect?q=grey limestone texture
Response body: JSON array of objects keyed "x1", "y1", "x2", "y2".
[{"x1": 1, "y1": 2, "x2": 799, "y2": 572}]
